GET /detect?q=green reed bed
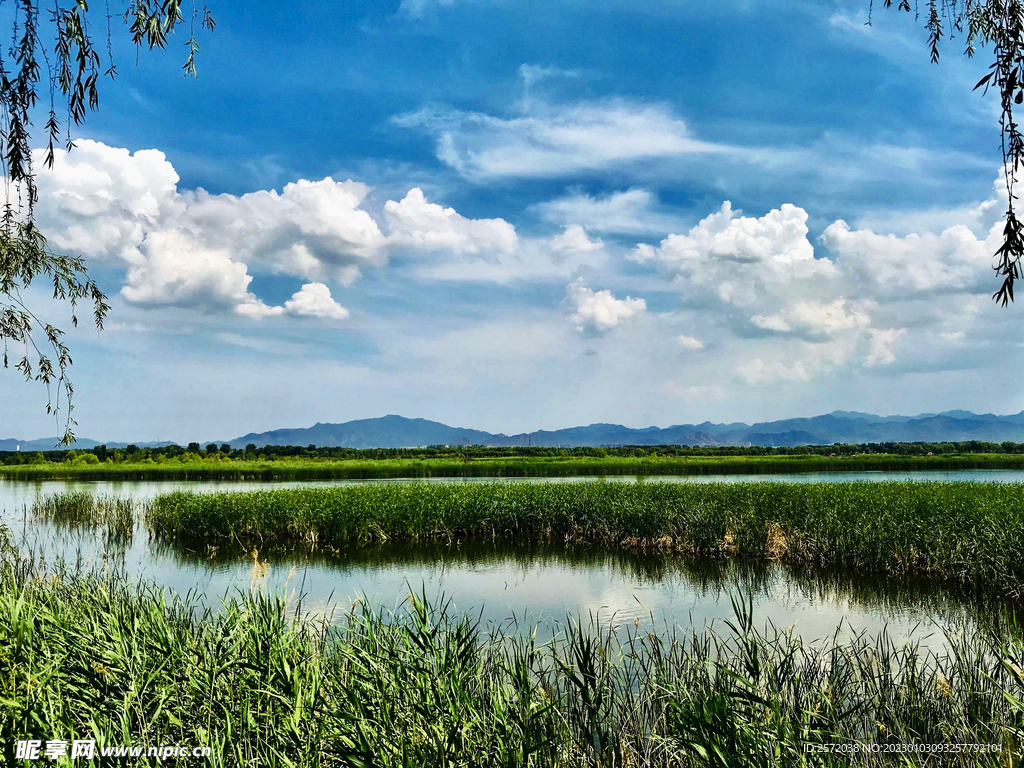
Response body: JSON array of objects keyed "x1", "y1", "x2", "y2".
[
  {"x1": 4, "y1": 452, "x2": 1024, "y2": 481},
  {"x1": 31, "y1": 492, "x2": 134, "y2": 545},
  {"x1": 148, "y1": 481, "x2": 1024, "y2": 597},
  {"x1": 1, "y1": 563, "x2": 1021, "y2": 767}
]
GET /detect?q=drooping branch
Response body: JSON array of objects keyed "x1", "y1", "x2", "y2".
[
  {"x1": 878, "y1": 0, "x2": 1024, "y2": 305},
  {"x1": 0, "y1": 0, "x2": 212, "y2": 444}
]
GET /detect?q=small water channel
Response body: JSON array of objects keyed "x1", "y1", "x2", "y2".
[{"x1": 2, "y1": 471, "x2": 1020, "y2": 648}]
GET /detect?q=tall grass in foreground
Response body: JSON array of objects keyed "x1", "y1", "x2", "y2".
[
  {"x1": 0, "y1": 563, "x2": 1021, "y2": 767},
  {"x1": 4, "y1": 452, "x2": 1024, "y2": 481},
  {"x1": 148, "y1": 481, "x2": 1024, "y2": 598},
  {"x1": 31, "y1": 492, "x2": 134, "y2": 545}
]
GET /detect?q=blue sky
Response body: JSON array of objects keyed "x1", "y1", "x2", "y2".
[{"x1": 3, "y1": 0, "x2": 1021, "y2": 443}]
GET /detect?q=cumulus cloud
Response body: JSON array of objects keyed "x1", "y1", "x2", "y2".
[
  {"x1": 394, "y1": 99, "x2": 726, "y2": 180},
  {"x1": 35, "y1": 140, "x2": 180, "y2": 263},
  {"x1": 566, "y1": 279, "x2": 646, "y2": 333},
  {"x1": 235, "y1": 300, "x2": 285, "y2": 319},
  {"x1": 820, "y1": 219, "x2": 996, "y2": 299},
  {"x1": 550, "y1": 225, "x2": 603, "y2": 258},
  {"x1": 30, "y1": 140, "x2": 536, "y2": 318},
  {"x1": 627, "y1": 182, "x2": 1012, "y2": 383},
  {"x1": 26, "y1": 139, "x2": 1013, "y2": 400},
  {"x1": 120, "y1": 231, "x2": 260, "y2": 311},
  {"x1": 35, "y1": 142, "x2": 388, "y2": 282},
  {"x1": 628, "y1": 200, "x2": 946, "y2": 376},
  {"x1": 629, "y1": 202, "x2": 829, "y2": 292},
  {"x1": 283, "y1": 283, "x2": 350, "y2": 320},
  {"x1": 383, "y1": 187, "x2": 517, "y2": 255},
  {"x1": 119, "y1": 229, "x2": 350, "y2": 322},
  {"x1": 183, "y1": 177, "x2": 388, "y2": 282}
]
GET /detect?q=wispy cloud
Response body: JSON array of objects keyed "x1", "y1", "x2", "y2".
[
  {"x1": 394, "y1": 98, "x2": 729, "y2": 180},
  {"x1": 531, "y1": 188, "x2": 688, "y2": 235}
]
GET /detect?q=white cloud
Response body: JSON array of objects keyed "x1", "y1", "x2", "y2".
[
  {"x1": 25, "y1": 138, "x2": 1018, "y2": 414},
  {"x1": 235, "y1": 300, "x2": 285, "y2": 319},
  {"x1": 820, "y1": 219, "x2": 996, "y2": 299},
  {"x1": 550, "y1": 224, "x2": 603, "y2": 258},
  {"x1": 120, "y1": 231, "x2": 261, "y2": 311},
  {"x1": 626, "y1": 181, "x2": 1017, "y2": 383},
  {"x1": 864, "y1": 328, "x2": 905, "y2": 366},
  {"x1": 394, "y1": 99, "x2": 726, "y2": 179},
  {"x1": 675, "y1": 334, "x2": 705, "y2": 350},
  {"x1": 627, "y1": 201, "x2": 917, "y2": 376},
  {"x1": 566, "y1": 279, "x2": 647, "y2": 333},
  {"x1": 30, "y1": 140, "x2": 549, "y2": 316},
  {"x1": 750, "y1": 299, "x2": 871, "y2": 340},
  {"x1": 630, "y1": 202, "x2": 841, "y2": 338},
  {"x1": 283, "y1": 283, "x2": 350, "y2": 320},
  {"x1": 35, "y1": 140, "x2": 180, "y2": 263},
  {"x1": 630, "y1": 202, "x2": 827, "y2": 288},
  {"x1": 532, "y1": 188, "x2": 686, "y2": 235},
  {"x1": 737, "y1": 358, "x2": 813, "y2": 386},
  {"x1": 32, "y1": 142, "x2": 389, "y2": 314},
  {"x1": 184, "y1": 178, "x2": 388, "y2": 283},
  {"x1": 35, "y1": 142, "x2": 389, "y2": 283},
  {"x1": 383, "y1": 187, "x2": 517, "y2": 255}
]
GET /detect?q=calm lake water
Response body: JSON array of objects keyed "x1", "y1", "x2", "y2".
[{"x1": 2, "y1": 470, "x2": 1020, "y2": 647}]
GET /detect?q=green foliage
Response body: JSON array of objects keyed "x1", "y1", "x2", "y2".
[
  {"x1": 147, "y1": 481, "x2": 1024, "y2": 598},
  {"x1": 31, "y1": 493, "x2": 133, "y2": 545},
  {"x1": 0, "y1": 566, "x2": 1021, "y2": 766},
  {"x1": 2, "y1": 449, "x2": 1023, "y2": 480}
]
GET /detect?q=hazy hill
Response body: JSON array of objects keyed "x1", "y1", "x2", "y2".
[
  {"x1": 230, "y1": 416, "x2": 495, "y2": 450},
  {"x1": 225, "y1": 411, "x2": 1024, "y2": 448},
  {"x1": 5, "y1": 410, "x2": 1024, "y2": 451}
]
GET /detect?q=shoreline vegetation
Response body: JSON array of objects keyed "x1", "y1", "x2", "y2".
[
  {"x1": 146, "y1": 481, "x2": 1024, "y2": 599},
  {"x1": 10, "y1": 480, "x2": 1024, "y2": 764},
  {"x1": 1, "y1": 561, "x2": 1020, "y2": 767},
  {"x1": 3, "y1": 451, "x2": 1024, "y2": 482}
]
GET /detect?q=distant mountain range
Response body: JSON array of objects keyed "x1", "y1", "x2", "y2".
[
  {"x1": 0, "y1": 437, "x2": 177, "y2": 452},
  {"x1": 226, "y1": 412, "x2": 1024, "y2": 448},
  {"x1": 5, "y1": 411, "x2": 1024, "y2": 452}
]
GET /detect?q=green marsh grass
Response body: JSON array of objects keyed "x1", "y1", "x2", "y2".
[
  {"x1": 4, "y1": 451, "x2": 1024, "y2": 481},
  {"x1": 1, "y1": 562, "x2": 1021, "y2": 767},
  {"x1": 148, "y1": 481, "x2": 1024, "y2": 597},
  {"x1": 31, "y1": 492, "x2": 135, "y2": 545}
]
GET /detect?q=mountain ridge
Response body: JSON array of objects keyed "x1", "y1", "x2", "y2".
[
  {"x1": 227, "y1": 410, "x2": 1024, "y2": 448},
  {"x1": 7, "y1": 410, "x2": 1023, "y2": 451}
]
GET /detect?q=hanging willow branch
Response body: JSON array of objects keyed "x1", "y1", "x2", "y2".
[
  {"x1": 0, "y1": 0, "x2": 213, "y2": 445},
  {"x1": 875, "y1": 0, "x2": 1024, "y2": 305}
]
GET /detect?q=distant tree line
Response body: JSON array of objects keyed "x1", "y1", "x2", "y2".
[{"x1": 3, "y1": 440, "x2": 1023, "y2": 466}]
